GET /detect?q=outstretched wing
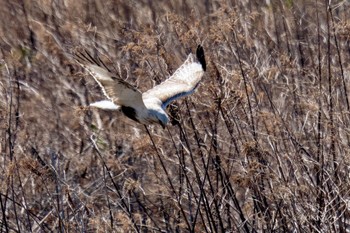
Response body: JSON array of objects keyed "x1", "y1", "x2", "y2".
[
  {"x1": 74, "y1": 50, "x2": 144, "y2": 108},
  {"x1": 143, "y1": 45, "x2": 206, "y2": 109}
]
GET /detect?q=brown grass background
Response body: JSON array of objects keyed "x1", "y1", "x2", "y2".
[{"x1": 1, "y1": 0, "x2": 350, "y2": 232}]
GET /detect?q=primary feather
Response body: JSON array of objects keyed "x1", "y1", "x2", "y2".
[{"x1": 75, "y1": 50, "x2": 144, "y2": 109}]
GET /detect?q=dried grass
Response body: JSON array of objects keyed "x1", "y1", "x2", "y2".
[{"x1": 1, "y1": 0, "x2": 350, "y2": 232}]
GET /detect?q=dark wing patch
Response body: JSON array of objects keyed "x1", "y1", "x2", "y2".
[
  {"x1": 121, "y1": 106, "x2": 138, "y2": 122},
  {"x1": 196, "y1": 45, "x2": 206, "y2": 71}
]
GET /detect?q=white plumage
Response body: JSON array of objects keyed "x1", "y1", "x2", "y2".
[{"x1": 75, "y1": 45, "x2": 206, "y2": 128}]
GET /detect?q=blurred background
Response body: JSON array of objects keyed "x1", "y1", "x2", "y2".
[{"x1": 1, "y1": 0, "x2": 350, "y2": 232}]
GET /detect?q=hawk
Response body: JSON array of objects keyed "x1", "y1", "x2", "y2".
[{"x1": 75, "y1": 45, "x2": 206, "y2": 128}]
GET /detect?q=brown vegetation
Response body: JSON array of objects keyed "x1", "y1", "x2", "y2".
[{"x1": 1, "y1": 0, "x2": 350, "y2": 232}]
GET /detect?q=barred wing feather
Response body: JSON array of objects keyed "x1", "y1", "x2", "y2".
[
  {"x1": 75, "y1": 50, "x2": 144, "y2": 108},
  {"x1": 143, "y1": 45, "x2": 206, "y2": 109}
]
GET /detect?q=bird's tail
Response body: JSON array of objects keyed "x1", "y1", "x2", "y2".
[{"x1": 90, "y1": 100, "x2": 120, "y2": 110}]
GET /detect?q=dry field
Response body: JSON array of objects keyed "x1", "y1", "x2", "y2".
[{"x1": 1, "y1": 0, "x2": 350, "y2": 232}]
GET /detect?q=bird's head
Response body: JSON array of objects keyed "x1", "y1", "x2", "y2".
[
  {"x1": 143, "y1": 97, "x2": 169, "y2": 128},
  {"x1": 157, "y1": 110, "x2": 169, "y2": 128},
  {"x1": 149, "y1": 107, "x2": 169, "y2": 129},
  {"x1": 144, "y1": 98, "x2": 169, "y2": 128}
]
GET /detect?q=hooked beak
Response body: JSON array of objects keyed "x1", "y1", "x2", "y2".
[{"x1": 159, "y1": 120, "x2": 166, "y2": 129}]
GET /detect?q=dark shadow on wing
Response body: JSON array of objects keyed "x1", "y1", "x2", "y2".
[{"x1": 161, "y1": 87, "x2": 197, "y2": 109}]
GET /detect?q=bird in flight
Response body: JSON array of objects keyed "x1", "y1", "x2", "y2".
[{"x1": 75, "y1": 45, "x2": 206, "y2": 128}]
